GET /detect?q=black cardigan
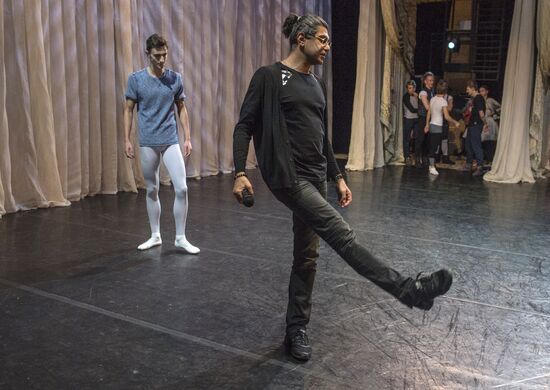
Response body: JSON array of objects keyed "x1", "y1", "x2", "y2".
[{"x1": 233, "y1": 62, "x2": 341, "y2": 190}]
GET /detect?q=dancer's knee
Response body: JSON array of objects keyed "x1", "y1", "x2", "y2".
[
  {"x1": 174, "y1": 185, "x2": 188, "y2": 199},
  {"x1": 146, "y1": 185, "x2": 159, "y2": 201}
]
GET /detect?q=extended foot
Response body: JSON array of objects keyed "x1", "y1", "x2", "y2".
[
  {"x1": 400, "y1": 269, "x2": 453, "y2": 310},
  {"x1": 429, "y1": 166, "x2": 439, "y2": 176},
  {"x1": 284, "y1": 329, "x2": 311, "y2": 361},
  {"x1": 137, "y1": 235, "x2": 162, "y2": 250},
  {"x1": 174, "y1": 236, "x2": 200, "y2": 254}
]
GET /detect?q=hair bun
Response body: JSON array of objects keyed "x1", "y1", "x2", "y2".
[{"x1": 282, "y1": 14, "x2": 300, "y2": 38}]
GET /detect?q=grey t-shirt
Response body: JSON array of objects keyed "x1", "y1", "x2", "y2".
[{"x1": 125, "y1": 68, "x2": 186, "y2": 147}]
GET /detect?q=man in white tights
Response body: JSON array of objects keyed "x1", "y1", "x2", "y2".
[{"x1": 123, "y1": 33, "x2": 199, "y2": 254}]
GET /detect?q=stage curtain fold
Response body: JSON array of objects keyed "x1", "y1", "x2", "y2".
[
  {"x1": 484, "y1": 0, "x2": 536, "y2": 184},
  {"x1": 0, "y1": 0, "x2": 331, "y2": 218},
  {"x1": 346, "y1": 0, "x2": 385, "y2": 171},
  {"x1": 536, "y1": 0, "x2": 550, "y2": 174}
]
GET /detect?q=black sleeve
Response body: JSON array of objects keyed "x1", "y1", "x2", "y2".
[
  {"x1": 474, "y1": 95, "x2": 486, "y2": 114},
  {"x1": 402, "y1": 94, "x2": 418, "y2": 114},
  {"x1": 233, "y1": 68, "x2": 265, "y2": 173},
  {"x1": 318, "y1": 77, "x2": 341, "y2": 180}
]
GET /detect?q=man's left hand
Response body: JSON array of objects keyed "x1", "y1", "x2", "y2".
[{"x1": 336, "y1": 179, "x2": 352, "y2": 208}]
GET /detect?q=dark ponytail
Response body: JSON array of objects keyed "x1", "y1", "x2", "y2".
[{"x1": 282, "y1": 14, "x2": 328, "y2": 46}]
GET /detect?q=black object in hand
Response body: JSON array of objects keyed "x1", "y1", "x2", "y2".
[{"x1": 242, "y1": 188, "x2": 254, "y2": 207}]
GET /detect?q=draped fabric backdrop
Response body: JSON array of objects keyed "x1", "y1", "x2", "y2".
[
  {"x1": 346, "y1": 0, "x2": 415, "y2": 171},
  {"x1": 346, "y1": 0, "x2": 385, "y2": 171},
  {"x1": 484, "y1": 0, "x2": 536, "y2": 183},
  {"x1": 535, "y1": 0, "x2": 550, "y2": 174},
  {"x1": 380, "y1": 0, "x2": 409, "y2": 165},
  {"x1": 0, "y1": 0, "x2": 331, "y2": 218}
]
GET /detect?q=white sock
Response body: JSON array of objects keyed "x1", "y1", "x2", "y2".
[
  {"x1": 174, "y1": 235, "x2": 200, "y2": 254},
  {"x1": 137, "y1": 233, "x2": 162, "y2": 251}
]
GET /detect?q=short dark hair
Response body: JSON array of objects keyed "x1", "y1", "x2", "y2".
[
  {"x1": 282, "y1": 14, "x2": 328, "y2": 46},
  {"x1": 406, "y1": 80, "x2": 416, "y2": 89},
  {"x1": 146, "y1": 34, "x2": 168, "y2": 53},
  {"x1": 479, "y1": 84, "x2": 490, "y2": 92},
  {"x1": 436, "y1": 80, "x2": 448, "y2": 95},
  {"x1": 466, "y1": 80, "x2": 478, "y2": 90}
]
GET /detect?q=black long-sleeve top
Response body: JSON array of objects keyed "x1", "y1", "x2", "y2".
[
  {"x1": 402, "y1": 93, "x2": 418, "y2": 115},
  {"x1": 233, "y1": 62, "x2": 341, "y2": 190}
]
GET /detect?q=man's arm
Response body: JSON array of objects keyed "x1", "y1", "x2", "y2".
[
  {"x1": 424, "y1": 109, "x2": 431, "y2": 133},
  {"x1": 175, "y1": 100, "x2": 192, "y2": 157},
  {"x1": 443, "y1": 107, "x2": 460, "y2": 127},
  {"x1": 124, "y1": 99, "x2": 136, "y2": 158},
  {"x1": 403, "y1": 94, "x2": 418, "y2": 113},
  {"x1": 421, "y1": 94, "x2": 430, "y2": 111},
  {"x1": 232, "y1": 68, "x2": 265, "y2": 202}
]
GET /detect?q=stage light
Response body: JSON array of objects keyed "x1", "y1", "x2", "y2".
[{"x1": 447, "y1": 37, "x2": 460, "y2": 53}]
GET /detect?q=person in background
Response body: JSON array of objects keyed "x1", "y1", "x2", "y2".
[
  {"x1": 440, "y1": 90, "x2": 455, "y2": 165},
  {"x1": 415, "y1": 72, "x2": 434, "y2": 168},
  {"x1": 479, "y1": 85, "x2": 501, "y2": 164},
  {"x1": 424, "y1": 80, "x2": 460, "y2": 176},
  {"x1": 402, "y1": 80, "x2": 418, "y2": 166},
  {"x1": 465, "y1": 80, "x2": 486, "y2": 176}
]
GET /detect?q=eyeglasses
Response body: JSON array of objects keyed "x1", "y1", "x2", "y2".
[{"x1": 313, "y1": 35, "x2": 332, "y2": 47}]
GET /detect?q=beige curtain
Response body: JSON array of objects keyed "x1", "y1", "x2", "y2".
[
  {"x1": 346, "y1": 0, "x2": 385, "y2": 171},
  {"x1": 536, "y1": 0, "x2": 550, "y2": 173},
  {"x1": 0, "y1": 0, "x2": 331, "y2": 218},
  {"x1": 380, "y1": 0, "x2": 408, "y2": 165},
  {"x1": 484, "y1": 0, "x2": 536, "y2": 184}
]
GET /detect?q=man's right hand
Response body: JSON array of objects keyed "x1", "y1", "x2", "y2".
[
  {"x1": 125, "y1": 140, "x2": 134, "y2": 159},
  {"x1": 233, "y1": 175, "x2": 253, "y2": 204}
]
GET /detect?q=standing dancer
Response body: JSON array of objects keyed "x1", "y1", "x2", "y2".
[
  {"x1": 124, "y1": 34, "x2": 199, "y2": 254},
  {"x1": 424, "y1": 80, "x2": 460, "y2": 175},
  {"x1": 232, "y1": 14, "x2": 452, "y2": 361},
  {"x1": 415, "y1": 72, "x2": 434, "y2": 168},
  {"x1": 402, "y1": 80, "x2": 418, "y2": 166},
  {"x1": 465, "y1": 80, "x2": 486, "y2": 176}
]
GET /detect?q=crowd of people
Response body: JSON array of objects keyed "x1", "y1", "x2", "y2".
[{"x1": 403, "y1": 73, "x2": 501, "y2": 176}]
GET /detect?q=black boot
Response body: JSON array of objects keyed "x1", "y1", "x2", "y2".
[
  {"x1": 399, "y1": 269, "x2": 453, "y2": 310},
  {"x1": 284, "y1": 329, "x2": 312, "y2": 361}
]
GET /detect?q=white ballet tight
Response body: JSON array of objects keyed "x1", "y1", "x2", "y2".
[{"x1": 139, "y1": 144, "x2": 199, "y2": 253}]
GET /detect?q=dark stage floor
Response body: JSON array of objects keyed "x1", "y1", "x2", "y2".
[{"x1": 1, "y1": 166, "x2": 549, "y2": 389}]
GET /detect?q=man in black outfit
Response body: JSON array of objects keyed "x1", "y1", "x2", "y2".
[
  {"x1": 465, "y1": 80, "x2": 486, "y2": 176},
  {"x1": 416, "y1": 72, "x2": 434, "y2": 168},
  {"x1": 232, "y1": 14, "x2": 452, "y2": 362},
  {"x1": 402, "y1": 80, "x2": 418, "y2": 165}
]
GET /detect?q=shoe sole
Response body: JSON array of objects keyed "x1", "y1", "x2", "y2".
[{"x1": 433, "y1": 269, "x2": 453, "y2": 297}]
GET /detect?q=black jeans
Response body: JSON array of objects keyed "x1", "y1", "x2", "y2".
[
  {"x1": 272, "y1": 180, "x2": 413, "y2": 336},
  {"x1": 415, "y1": 116, "x2": 428, "y2": 160},
  {"x1": 466, "y1": 124, "x2": 484, "y2": 165},
  {"x1": 403, "y1": 117, "x2": 417, "y2": 158}
]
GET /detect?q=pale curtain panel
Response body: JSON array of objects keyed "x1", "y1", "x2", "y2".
[
  {"x1": 0, "y1": 0, "x2": 331, "y2": 218},
  {"x1": 537, "y1": 0, "x2": 550, "y2": 83},
  {"x1": 380, "y1": 0, "x2": 407, "y2": 165},
  {"x1": 484, "y1": 0, "x2": 536, "y2": 184},
  {"x1": 535, "y1": 0, "x2": 550, "y2": 173},
  {"x1": 346, "y1": 0, "x2": 385, "y2": 171}
]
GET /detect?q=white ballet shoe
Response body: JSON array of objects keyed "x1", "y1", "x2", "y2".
[
  {"x1": 137, "y1": 234, "x2": 162, "y2": 251},
  {"x1": 174, "y1": 236, "x2": 200, "y2": 254}
]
